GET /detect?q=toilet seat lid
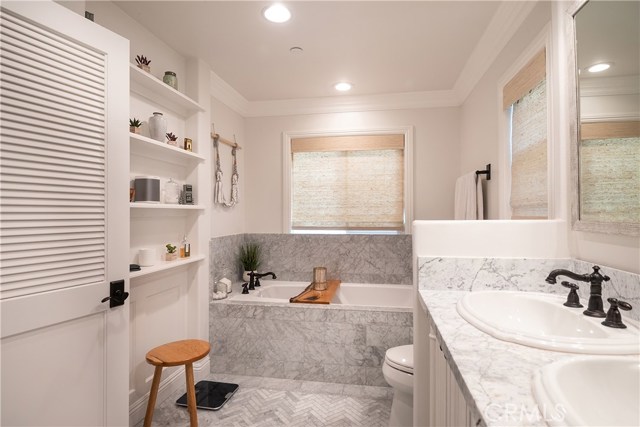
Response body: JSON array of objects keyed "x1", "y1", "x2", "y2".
[{"x1": 385, "y1": 344, "x2": 413, "y2": 374}]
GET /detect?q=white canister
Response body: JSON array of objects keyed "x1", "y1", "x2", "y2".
[
  {"x1": 148, "y1": 112, "x2": 166, "y2": 142},
  {"x1": 139, "y1": 248, "x2": 155, "y2": 266}
]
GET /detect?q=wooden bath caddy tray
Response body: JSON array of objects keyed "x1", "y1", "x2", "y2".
[{"x1": 289, "y1": 280, "x2": 341, "y2": 304}]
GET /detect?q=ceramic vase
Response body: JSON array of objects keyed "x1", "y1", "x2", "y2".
[
  {"x1": 242, "y1": 270, "x2": 256, "y2": 282},
  {"x1": 148, "y1": 112, "x2": 166, "y2": 142}
]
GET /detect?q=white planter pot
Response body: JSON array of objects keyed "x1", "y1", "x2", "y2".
[{"x1": 242, "y1": 270, "x2": 256, "y2": 282}]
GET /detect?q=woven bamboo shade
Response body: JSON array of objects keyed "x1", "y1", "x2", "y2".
[{"x1": 291, "y1": 135, "x2": 405, "y2": 230}]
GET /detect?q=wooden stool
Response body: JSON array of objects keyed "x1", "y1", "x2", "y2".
[{"x1": 143, "y1": 339, "x2": 210, "y2": 427}]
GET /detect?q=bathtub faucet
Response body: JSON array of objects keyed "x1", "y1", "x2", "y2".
[
  {"x1": 545, "y1": 265, "x2": 610, "y2": 318},
  {"x1": 248, "y1": 271, "x2": 277, "y2": 290}
]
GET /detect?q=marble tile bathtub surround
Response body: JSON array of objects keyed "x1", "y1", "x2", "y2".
[
  {"x1": 210, "y1": 233, "x2": 412, "y2": 287},
  {"x1": 209, "y1": 302, "x2": 413, "y2": 386},
  {"x1": 418, "y1": 257, "x2": 640, "y2": 321}
]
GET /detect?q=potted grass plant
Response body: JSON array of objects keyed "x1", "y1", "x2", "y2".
[
  {"x1": 129, "y1": 118, "x2": 142, "y2": 134},
  {"x1": 135, "y1": 54, "x2": 151, "y2": 72},
  {"x1": 166, "y1": 132, "x2": 178, "y2": 147},
  {"x1": 238, "y1": 242, "x2": 261, "y2": 281}
]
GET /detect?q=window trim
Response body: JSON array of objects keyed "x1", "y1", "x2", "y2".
[
  {"x1": 497, "y1": 24, "x2": 554, "y2": 220},
  {"x1": 282, "y1": 126, "x2": 414, "y2": 234}
]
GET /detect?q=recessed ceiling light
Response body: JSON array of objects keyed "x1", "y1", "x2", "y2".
[
  {"x1": 587, "y1": 63, "x2": 611, "y2": 73},
  {"x1": 290, "y1": 46, "x2": 303, "y2": 54},
  {"x1": 263, "y1": 4, "x2": 291, "y2": 23},
  {"x1": 334, "y1": 82, "x2": 352, "y2": 92}
]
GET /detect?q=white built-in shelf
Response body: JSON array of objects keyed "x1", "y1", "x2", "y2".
[
  {"x1": 130, "y1": 133, "x2": 205, "y2": 165},
  {"x1": 129, "y1": 64, "x2": 204, "y2": 116},
  {"x1": 130, "y1": 255, "x2": 205, "y2": 279},
  {"x1": 130, "y1": 203, "x2": 205, "y2": 211}
]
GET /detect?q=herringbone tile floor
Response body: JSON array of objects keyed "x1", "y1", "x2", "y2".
[{"x1": 143, "y1": 374, "x2": 392, "y2": 427}]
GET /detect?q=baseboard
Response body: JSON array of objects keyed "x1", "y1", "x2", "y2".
[{"x1": 129, "y1": 356, "x2": 210, "y2": 426}]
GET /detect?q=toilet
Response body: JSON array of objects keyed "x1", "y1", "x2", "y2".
[{"x1": 382, "y1": 344, "x2": 414, "y2": 426}]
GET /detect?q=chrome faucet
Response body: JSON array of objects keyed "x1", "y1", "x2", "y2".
[
  {"x1": 545, "y1": 265, "x2": 610, "y2": 317},
  {"x1": 248, "y1": 271, "x2": 277, "y2": 290}
]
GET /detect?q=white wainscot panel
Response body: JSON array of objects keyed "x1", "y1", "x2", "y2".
[
  {"x1": 129, "y1": 269, "x2": 188, "y2": 406},
  {"x1": 1, "y1": 313, "x2": 106, "y2": 426}
]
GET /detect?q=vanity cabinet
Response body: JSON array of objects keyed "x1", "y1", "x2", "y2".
[
  {"x1": 415, "y1": 300, "x2": 478, "y2": 427},
  {"x1": 428, "y1": 324, "x2": 474, "y2": 427},
  {"x1": 127, "y1": 63, "x2": 210, "y2": 424}
]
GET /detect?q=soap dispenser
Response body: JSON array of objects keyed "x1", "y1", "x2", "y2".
[{"x1": 180, "y1": 235, "x2": 190, "y2": 258}]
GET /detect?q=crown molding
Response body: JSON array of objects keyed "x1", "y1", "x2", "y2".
[
  {"x1": 244, "y1": 90, "x2": 459, "y2": 117},
  {"x1": 209, "y1": 70, "x2": 250, "y2": 116},
  {"x1": 453, "y1": 0, "x2": 538, "y2": 104},
  {"x1": 209, "y1": 1, "x2": 539, "y2": 118},
  {"x1": 579, "y1": 76, "x2": 640, "y2": 97}
]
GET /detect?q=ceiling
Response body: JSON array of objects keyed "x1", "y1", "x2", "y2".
[
  {"x1": 575, "y1": 0, "x2": 639, "y2": 79},
  {"x1": 114, "y1": 1, "x2": 501, "y2": 102}
]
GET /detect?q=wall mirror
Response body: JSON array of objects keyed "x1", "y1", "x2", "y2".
[{"x1": 570, "y1": 0, "x2": 640, "y2": 236}]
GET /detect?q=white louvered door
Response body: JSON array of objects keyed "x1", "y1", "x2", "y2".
[{"x1": 0, "y1": 2, "x2": 129, "y2": 426}]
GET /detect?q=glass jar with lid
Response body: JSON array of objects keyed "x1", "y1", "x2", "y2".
[
  {"x1": 164, "y1": 178, "x2": 180, "y2": 204},
  {"x1": 163, "y1": 71, "x2": 178, "y2": 90}
]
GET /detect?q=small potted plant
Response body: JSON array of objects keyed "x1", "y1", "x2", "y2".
[
  {"x1": 166, "y1": 132, "x2": 178, "y2": 147},
  {"x1": 238, "y1": 242, "x2": 261, "y2": 281},
  {"x1": 165, "y1": 243, "x2": 177, "y2": 261},
  {"x1": 135, "y1": 54, "x2": 151, "y2": 72},
  {"x1": 129, "y1": 118, "x2": 142, "y2": 134}
]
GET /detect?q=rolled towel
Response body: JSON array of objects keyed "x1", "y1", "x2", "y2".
[{"x1": 211, "y1": 290, "x2": 227, "y2": 300}]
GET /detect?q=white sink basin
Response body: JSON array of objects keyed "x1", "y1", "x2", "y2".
[
  {"x1": 533, "y1": 356, "x2": 640, "y2": 426},
  {"x1": 456, "y1": 291, "x2": 640, "y2": 354}
]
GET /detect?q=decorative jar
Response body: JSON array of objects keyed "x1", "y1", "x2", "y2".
[
  {"x1": 148, "y1": 112, "x2": 166, "y2": 142},
  {"x1": 163, "y1": 71, "x2": 178, "y2": 90},
  {"x1": 164, "y1": 178, "x2": 180, "y2": 204}
]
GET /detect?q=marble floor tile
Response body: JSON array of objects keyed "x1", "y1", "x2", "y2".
[{"x1": 139, "y1": 373, "x2": 392, "y2": 427}]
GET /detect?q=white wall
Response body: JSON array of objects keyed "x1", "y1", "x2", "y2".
[
  {"x1": 244, "y1": 108, "x2": 460, "y2": 233},
  {"x1": 459, "y1": 2, "x2": 552, "y2": 219},
  {"x1": 90, "y1": 2, "x2": 187, "y2": 86},
  {"x1": 211, "y1": 97, "x2": 246, "y2": 237}
]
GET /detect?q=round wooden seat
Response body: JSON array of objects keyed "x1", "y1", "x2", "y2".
[
  {"x1": 143, "y1": 339, "x2": 210, "y2": 427},
  {"x1": 146, "y1": 339, "x2": 210, "y2": 367}
]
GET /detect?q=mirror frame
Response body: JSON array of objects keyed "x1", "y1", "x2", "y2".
[{"x1": 566, "y1": 0, "x2": 640, "y2": 237}]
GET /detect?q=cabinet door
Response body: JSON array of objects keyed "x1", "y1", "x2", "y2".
[
  {"x1": 429, "y1": 325, "x2": 470, "y2": 427},
  {"x1": 0, "y1": 2, "x2": 129, "y2": 425}
]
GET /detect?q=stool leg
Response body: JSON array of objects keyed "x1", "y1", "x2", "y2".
[
  {"x1": 185, "y1": 362, "x2": 198, "y2": 427},
  {"x1": 144, "y1": 365, "x2": 163, "y2": 427}
]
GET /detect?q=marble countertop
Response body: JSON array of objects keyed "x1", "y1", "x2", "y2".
[{"x1": 419, "y1": 290, "x2": 635, "y2": 427}]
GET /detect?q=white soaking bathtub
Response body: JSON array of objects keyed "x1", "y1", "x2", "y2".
[{"x1": 230, "y1": 280, "x2": 413, "y2": 309}]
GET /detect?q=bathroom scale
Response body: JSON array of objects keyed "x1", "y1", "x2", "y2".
[{"x1": 176, "y1": 380, "x2": 239, "y2": 411}]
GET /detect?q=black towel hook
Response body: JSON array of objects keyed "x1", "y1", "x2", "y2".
[{"x1": 476, "y1": 164, "x2": 491, "y2": 181}]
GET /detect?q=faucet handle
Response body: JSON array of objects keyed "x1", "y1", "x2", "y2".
[
  {"x1": 241, "y1": 283, "x2": 249, "y2": 294},
  {"x1": 561, "y1": 281, "x2": 583, "y2": 308},
  {"x1": 591, "y1": 265, "x2": 610, "y2": 282},
  {"x1": 602, "y1": 298, "x2": 632, "y2": 329}
]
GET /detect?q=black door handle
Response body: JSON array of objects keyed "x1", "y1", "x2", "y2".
[{"x1": 101, "y1": 280, "x2": 129, "y2": 308}]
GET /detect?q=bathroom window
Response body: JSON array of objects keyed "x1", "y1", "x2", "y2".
[
  {"x1": 503, "y1": 47, "x2": 549, "y2": 219},
  {"x1": 284, "y1": 130, "x2": 412, "y2": 233}
]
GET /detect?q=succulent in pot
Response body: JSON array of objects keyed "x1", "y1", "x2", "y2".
[
  {"x1": 135, "y1": 54, "x2": 151, "y2": 72},
  {"x1": 165, "y1": 243, "x2": 177, "y2": 261},
  {"x1": 238, "y1": 242, "x2": 261, "y2": 281},
  {"x1": 166, "y1": 132, "x2": 178, "y2": 146},
  {"x1": 129, "y1": 118, "x2": 142, "y2": 134}
]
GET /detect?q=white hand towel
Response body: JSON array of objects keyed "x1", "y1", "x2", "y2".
[
  {"x1": 455, "y1": 171, "x2": 481, "y2": 220},
  {"x1": 476, "y1": 174, "x2": 484, "y2": 220}
]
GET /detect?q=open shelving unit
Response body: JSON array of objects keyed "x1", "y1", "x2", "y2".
[{"x1": 129, "y1": 64, "x2": 206, "y2": 278}]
